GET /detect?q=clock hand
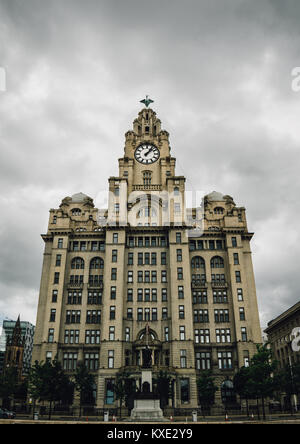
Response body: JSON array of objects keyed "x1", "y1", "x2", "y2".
[{"x1": 145, "y1": 148, "x2": 153, "y2": 156}]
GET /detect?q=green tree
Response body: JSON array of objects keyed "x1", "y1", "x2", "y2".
[
  {"x1": 233, "y1": 366, "x2": 255, "y2": 416},
  {"x1": 0, "y1": 367, "x2": 19, "y2": 409},
  {"x1": 153, "y1": 370, "x2": 172, "y2": 408},
  {"x1": 28, "y1": 359, "x2": 74, "y2": 419},
  {"x1": 275, "y1": 361, "x2": 300, "y2": 412},
  {"x1": 196, "y1": 370, "x2": 218, "y2": 415},
  {"x1": 244, "y1": 344, "x2": 278, "y2": 419},
  {"x1": 114, "y1": 371, "x2": 131, "y2": 418},
  {"x1": 74, "y1": 362, "x2": 95, "y2": 417}
]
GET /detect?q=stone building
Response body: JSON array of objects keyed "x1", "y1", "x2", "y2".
[{"x1": 32, "y1": 102, "x2": 262, "y2": 412}]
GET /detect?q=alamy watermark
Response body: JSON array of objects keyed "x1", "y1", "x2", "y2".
[
  {"x1": 291, "y1": 67, "x2": 300, "y2": 92},
  {"x1": 291, "y1": 327, "x2": 300, "y2": 352},
  {"x1": 94, "y1": 183, "x2": 205, "y2": 236}
]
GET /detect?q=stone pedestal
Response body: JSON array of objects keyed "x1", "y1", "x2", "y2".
[
  {"x1": 130, "y1": 369, "x2": 166, "y2": 421},
  {"x1": 131, "y1": 398, "x2": 164, "y2": 421}
]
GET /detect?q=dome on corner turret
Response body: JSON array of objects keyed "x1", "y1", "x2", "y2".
[
  {"x1": 71, "y1": 192, "x2": 91, "y2": 203},
  {"x1": 205, "y1": 191, "x2": 225, "y2": 201}
]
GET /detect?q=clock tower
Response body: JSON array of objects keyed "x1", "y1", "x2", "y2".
[{"x1": 108, "y1": 103, "x2": 187, "y2": 228}]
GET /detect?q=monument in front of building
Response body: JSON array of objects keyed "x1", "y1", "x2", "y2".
[{"x1": 130, "y1": 324, "x2": 165, "y2": 421}]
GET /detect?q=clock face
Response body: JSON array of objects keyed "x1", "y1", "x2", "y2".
[{"x1": 134, "y1": 143, "x2": 160, "y2": 164}]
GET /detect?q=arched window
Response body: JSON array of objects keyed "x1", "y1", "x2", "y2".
[
  {"x1": 191, "y1": 256, "x2": 205, "y2": 269},
  {"x1": 71, "y1": 257, "x2": 84, "y2": 269},
  {"x1": 210, "y1": 256, "x2": 224, "y2": 268},
  {"x1": 90, "y1": 257, "x2": 104, "y2": 269},
  {"x1": 72, "y1": 208, "x2": 81, "y2": 216}
]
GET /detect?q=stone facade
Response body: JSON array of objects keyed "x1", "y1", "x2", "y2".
[{"x1": 32, "y1": 106, "x2": 262, "y2": 411}]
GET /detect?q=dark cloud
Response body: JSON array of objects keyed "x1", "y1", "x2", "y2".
[{"x1": 0, "y1": 0, "x2": 300, "y2": 328}]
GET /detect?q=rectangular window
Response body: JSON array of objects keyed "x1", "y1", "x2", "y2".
[
  {"x1": 178, "y1": 286, "x2": 184, "y2": 299},
  {"x1": 52, "y1": 290, "x2": 58, "y2": 303},
  {"x1": 137, "y1": 308, "x2": 143, "y2": 321},
  {"x1": 144, "y1": 270, "x2": 150, "y2": 282},
  {"x1": 49, "y1": 309, "x2": 56, "y2": 322},
  {"x1": 151, "y1": 271, "x2": 157, "y2": 283},
  {"x1": 216, "y1": 328, "x2": 231, "y2": 343},
  {"x1": 195, "y1": 352, "x2": 211, "y2": 370},
  {"x1": 151, "y1": 288, "x2": 157, "y2": 302},
  {"x1": 151, "y1": 252, "x2": 157, "y2": 265},
  {"x1": 110, "y1": 306, "x2": 116, "y2": 320},
  {"x1": 233, "y1": 252, "x2": 239, "y2": 265},
  {"x1": 110, "y1": 286, "x2": 116, "y2": 300},
  {"x1": 180, "y1": 378, "x2": 190, "y2": 403},
  {"x1": 48, "y1": 328, "x2": 54, "y2": 343},
  {"x1": 55, "y1": 254, "x2": 62, "y2": 266},
  {"x1": 177, "y1": 267, "x2": 183, "y2": 280},
  {"x1": 162, "y1": 288, "x2": 167, "y2": 301},
  {"x1": 111, "y1": 268, "x2": 117, "y2": 280},
  {"x1": 231, "y1": 237, "x2": 237, "y2": 247},
  {"x1": 176, "y1": 249, "x2": 182, "y2": 262},
  {"x1": 127, "y1": 288, "x2": 133, "y2": 302},
  {"x1": 161, "y1": 270, "x2": 167, "y2": 282},
  {"x1": 58, "y1": 238, "x2": 63, "y2": 248},
  {"x1": 125, "y1": 327, "x2": 130, "y2": 342},
  {"x1": 237, "y1": 288, "x2": 243, "y2": 301},
  {"x1": 180, "y1": 350, "x2": 187, "y2": 368},
  {"x1": 179, "y1": 305, "x2": 185, "y2": 319},
  {"x1": 145, "y1": 308, "x2": 150, "y2": 321},
  {"x1": 128, "y1": 270, "x2": 133, "y2": 283},
  {"x1": 108, "y1": 351, "x2": 114, "y2": 368},
  {"x1": 137, "y1": 288, "x2": 143, "y2": 302},
  {"x1": 239, "y1": 307, "x2": 245, "y2": 320},
  {"x1": 235, "y1": 271, "x2": 241, "y2": 283},
  {"x1": 213, "y1": 290, "x2": 228, "y2": 304},
  {"x1": 218, "y1": 351, "x2": 232, "y2": 369},
  {"x1": 113, "y1": 233, "x2": 118, "y2": 244},
  {"x1": 105, "y1": 379, "x2": 115, "y2": 403},
  {"x1": 127, "y1": 308, "x2": 133, "y2": 319},
  {"x1": 164, "y1": 327, "x2": 169, "y2": 342},
  {"x1": 112, "y1": 249, "x2": 118, "y2": 262},
  {"x1": 162, "y1": 307, "x2": 168, "y2": 320},
  {"x1": 144, "y1": 288, "x2": 150, "y2": 302},
  {"x1": 109, "y1": 326, "x2": 115, "y2": 341},
  {"x1": 86, "y1": 291, "x2": 102, "y2": 305},
  {"x1": 138, "y1": 271, "x2": 143, "y2": 283},
  {"x1": 176, "y1": 232, "x2": 181, "y2": 243},
  {"x1": 84, "y1": 352, "x2": 99, "y2": 371},
  {"x1": 179, "y1": 326, "x2": 185, "y2": 340},
  {"x1": 86, "y1": 310, "x2": 100, "y2": 324},
  {"x1": 196, "y1": 329, "x2": 210, "y2": 344},
  {"x1": 161, "y1": 252, "x2": 167, "y2": 265},
  {"x1": 241, "y1": 327, "x2": 247, "y2": 341},
  {"x1": 152, "y1": 308, "x2": 157, "y2": 321},
  {"x1": 128, "y1": 252, "x2": 134, "y2": 265},
  {"x1": 63, "y1": 352, "x2": 78, "y2": 371},
  {"x1": 54, "y1": 272, "x2": 60, "y2": 284}
]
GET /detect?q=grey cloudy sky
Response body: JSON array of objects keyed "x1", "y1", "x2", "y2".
[{"x1": 0, "y1": 0, "x2": 300, "y2": 330}]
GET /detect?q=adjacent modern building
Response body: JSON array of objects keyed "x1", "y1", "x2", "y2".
[{"x1": 32, "y1": 102, "x2": 262, "y2": 411}]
